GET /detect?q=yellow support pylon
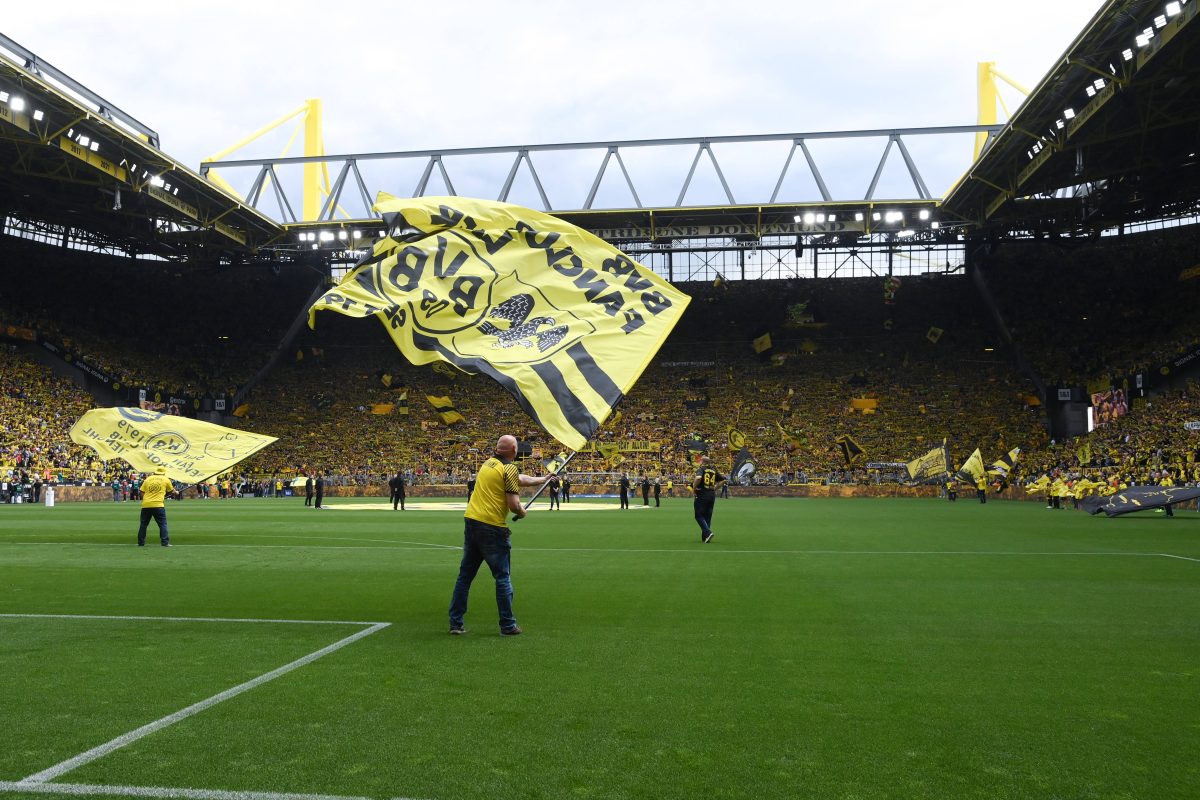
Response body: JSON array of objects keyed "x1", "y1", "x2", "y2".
[
  {"x1": 201, "y1": 99, "x2": 329, "y2": 221},
  {"x1": 975, "y1": 62, "x2": 1030, "y2": 160}
]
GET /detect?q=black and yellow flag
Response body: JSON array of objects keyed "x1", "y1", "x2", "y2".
[
  {"x1": 987, "y1": 446, "x2": 1021, "y2": 478},
  {"x1": 727, "y1": 427, "x2": 747, "y2": 450},
  {"x1": 380, "y1": 373, "x2": 394, "y2": 388},
  {"x1": 954, "y1": 448, "x2": 986, "y2": 484},
  {"x1": 906, "y1": 439, "x2": 949, "y2": 482},
  {"x1": 926, "y1": 326, "x2": 944, "y2": 344},
  {"x1": 835, "y1": 434, "x2": 865, "y2": 466},
  {"x1": 752, "y1": 332, "x2": 773, "y2": 354},
  {"x1": 309, "y1": 195, "x2": 690, "y2": 450},
  {"x1": 426, "y1": 394, "x2": 464, "y2": 425},
  {"x1": 69, "y1": 408, "x2": 276, "y2": 483},
  {"x1": 396, "y1": 390, "x2": 409, "y2": 415}
]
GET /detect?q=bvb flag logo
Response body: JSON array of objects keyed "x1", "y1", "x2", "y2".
[{"x1": 309, "y1": 195, "x2": 690, "y2": 449}]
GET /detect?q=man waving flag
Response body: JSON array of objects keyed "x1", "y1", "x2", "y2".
[{"x1": 309, "y1": 195, "x2": 690, "y2": 449}]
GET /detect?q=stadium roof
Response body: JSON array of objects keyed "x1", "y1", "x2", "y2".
[
  {"x1": 0, "y1": 33, "x2": 284, "y2": 260},
  {"x1": 0, "y1": 2, "x2": 1196, "y2": 267},
  {"x1": 942, "y1": 0, "x2": 1200, "y2": 234}
]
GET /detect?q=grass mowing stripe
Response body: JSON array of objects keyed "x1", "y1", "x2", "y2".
[
  {"x1": 16, "y1": 623, "x2": 389, "y2": 784},
  {"x1": 0, "y1": 541, "x2": 1184, "y2": 558},
  {"x1": 0, "y1": 780, "x2": 423, "y2": 800},
  {"x1": 0, "y1": 614, "x2": 388, "y2": 626}
]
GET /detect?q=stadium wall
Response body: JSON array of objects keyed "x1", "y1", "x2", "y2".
[{"x1": 44, "y1": 484, "x2": 1051, "y2": 502}]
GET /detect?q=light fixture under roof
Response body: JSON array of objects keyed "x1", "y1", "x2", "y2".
[
  {"x1": 1063, "y1": 108, "x2": 1076, "y2": 119},
  {"x1": 9, "y1": 96, "x2": 24, "y2": 112},
  {"x1": 802, "y1": 212, "x2": 816, "y2": 224},
  {"x1": 918, "y1": 209, "x2": 930, "y2": 220},
  {"x1": 1166, "y1": 1, "x2": 1182, "y2": 16},
  {"x1": 854, "y1": 212, "x2": 864, "y2": 222}
]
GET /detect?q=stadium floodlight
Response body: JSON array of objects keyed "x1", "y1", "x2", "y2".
[
  {"x1": 149, "y1": 175, "x2": 164, "y2": 187},
  {"x1": 32, "y1": 109, "x2": 43, "y2": 121},
  {"x1": 1122, "y1": 48, "x2": 1134, "y2": 60},
  {"x1": 337, "y1": 230, "x2": 348, "y2": 241},
  {"x1": 884, "y1": 210, "x2": 903, "y2": 223},
  {"x1": 1055, "y1": 119, "x2": 1065, "y2": 130},
  {"x1": 311, "y1": 243, "x2": 319, "y2": 250},
  {"x1": 89, "y1": 141, "x2": 99, "y2": 152},
  {"x1": 1166, "y1": 1, "x2": 1182, "y2": 16},
  {"x1": 1086, "y1": 85, "x2": 1096, "y2": 97},
  {"x1": 9, "y1": 96, "x2": 24, "y2": 112},
  {"x1": 918, "y1": 209, "x2": 930, "y2": 220},
  {"x1": 77, "y1": 135, "x2": 90, "y2": 147},
  {"x1": 352, "y1": 230, "x2": 362, "y2": 239},
  {"x1": 802, "y1": 212, "x2": 816, "y2": 224},
  {"x1": 871, "y1": 212, "x2": 881, "y2": 222},
  {"x1": 319, "y1": 231, "x2": 335, "y2": 242},
  {"x1": 1154, "y1": 14, "x2": 1168, "y2": 27},
  {"x1": 931, "y1": 221, "x2": 940, "y2": 229},
  {"x1": 816, "y1": 213, "x2": 826, "y2": 223},
  {"x1": 793, "y1": 214, "x2": 802, "y2": 223},
  {"x1": 828, "y1": 214, "x2": 837, "y2": 222},
  {"x1": 1093, "y1": 78, "x2": 1106, "y2": 90},
  {"x1": 0, "y1": 92, "x2": 8, "y2": 102},
  {"x1": 1064, "y1": 108, "x2": 1076, "y2": 119},
  {"x1": 854, "y1": 212, "x2": 863, "y2": 222}
]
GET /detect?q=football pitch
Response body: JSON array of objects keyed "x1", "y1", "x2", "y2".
[{"x1": 0, "y1": 496, "x2": 1197, "y2": 800}]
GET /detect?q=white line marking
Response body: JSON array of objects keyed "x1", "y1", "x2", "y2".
[
  {"x1": 0, "y1": 780, "x2": 427, "y2": 800},
  {"x1": 16, "y1": 622, "x2": 389, "y2": 784},
  {"x1": 0, "y1": 613, "x2": 385, "y2": 626},
  {"x1": 1158, "y1": 552, "x2": 1200, "y2": 562}
]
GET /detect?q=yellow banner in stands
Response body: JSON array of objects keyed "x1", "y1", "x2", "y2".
[
  {"x1": 69, "y1": 407, "x2": 277, "y2": 483},
  {"x1": 426, "y1": 394, "x2": 464, "y2": 425},
  {"x1": 309, "y1": 195, "x2": 690, "y2": 449}
]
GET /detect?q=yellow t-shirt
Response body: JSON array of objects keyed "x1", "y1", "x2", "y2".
[
  {"x1": 140, "y1": 475, "x2": 174, "y2": 508},
  {"x1": 465, "y1": 457, "x2": 520, "y2": 528}
]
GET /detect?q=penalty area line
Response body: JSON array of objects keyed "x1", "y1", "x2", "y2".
[
  {"x1": 0, "y1": 781, "x2": 428, "y2": 800},
  {"x1": 14, "y1": 622, "x2": 389, "y2": 785}
]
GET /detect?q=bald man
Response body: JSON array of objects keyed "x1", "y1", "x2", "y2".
[{"x1": 449, "y1": 435, "x2": 548, "y2": 636}]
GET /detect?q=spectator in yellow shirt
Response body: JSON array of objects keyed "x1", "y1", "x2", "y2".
[{"x1": 137, "y1": 466, "x2": 174, "y2": 547}]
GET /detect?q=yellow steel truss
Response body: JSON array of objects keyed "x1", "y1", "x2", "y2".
[{"x1": 200, "y1": 98, "x2": 334, "y2": 220}]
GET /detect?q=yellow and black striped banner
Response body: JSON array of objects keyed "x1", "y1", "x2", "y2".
[
  {"x1": 309, "y1": 195, "x2": 690, "y2": 449},
  {"x1": 426, "y1": 394, "x2": 464, "y2": 425}
]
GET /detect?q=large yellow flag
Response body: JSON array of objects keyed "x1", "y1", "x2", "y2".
[
  {"x1": 309, "y1": 195, "x2": 690, "y2": 449},
  {"x1": 69, "y1": 408, "x2": 276, "y2": 483}
]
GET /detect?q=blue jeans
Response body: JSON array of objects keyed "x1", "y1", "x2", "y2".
[
  {"x1": 137, "y1": 507, "x2": 169, "y2": 545},
  {"x1": 449, "y1": 518, "x2": 516, "y2": 630},
  {"x1": 694, "y1": 495, "x2": 715, "y2": 538}
]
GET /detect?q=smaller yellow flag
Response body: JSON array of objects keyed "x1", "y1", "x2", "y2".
[{"x1": 69, "y1": 408, "x2": 276, "y2": 483}]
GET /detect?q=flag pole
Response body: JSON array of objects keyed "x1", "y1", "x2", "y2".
[{"x1": 513, "y1": 450, "x2": 577, "y2": 521}]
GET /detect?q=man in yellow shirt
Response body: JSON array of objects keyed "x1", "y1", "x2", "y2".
[
  {"x1": 137, "y1": 466, "x2": 175, "y2": 547},
  {"x1": 449, "y1": 434, "x2": 548, "y2": 636}
]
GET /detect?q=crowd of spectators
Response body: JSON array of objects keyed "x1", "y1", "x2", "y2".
[
  {"x1": 0, "y1": 239, "x2": 316, "y2": 400},
  {"x1": 6, "y1": 224, "x2": 1200, "y2": 494}
]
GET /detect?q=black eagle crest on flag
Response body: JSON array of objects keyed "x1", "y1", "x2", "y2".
[{"x1": 477, "y1": 294, "x2": 569, "y2": 353}]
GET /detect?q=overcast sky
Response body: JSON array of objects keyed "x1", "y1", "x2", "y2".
[{"x1": 2, "y1": 1, "x2": 1103, "y2": 214}]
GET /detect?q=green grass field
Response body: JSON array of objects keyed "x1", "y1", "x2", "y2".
[{"x1": 1, "y1": 495, "x2": 1197, "y2": 800}]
